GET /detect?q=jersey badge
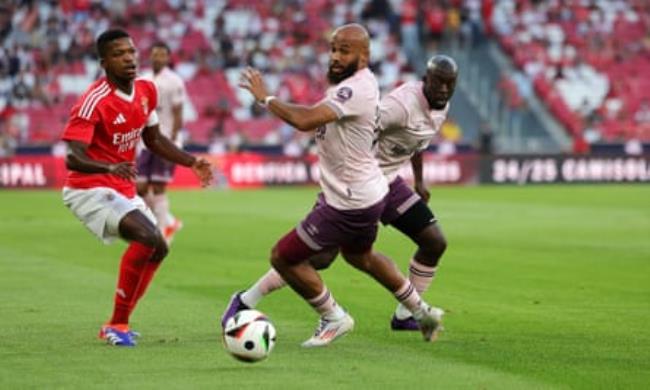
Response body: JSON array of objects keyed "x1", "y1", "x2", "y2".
[{"x1": 334, "y1": 87, "x2": 353, "y2": 103}]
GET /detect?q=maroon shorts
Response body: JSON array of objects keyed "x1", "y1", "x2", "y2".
[
  {"x1": 136, "y1": 149, "x2": 176, "y2": 183},
  {"x1": 276, "y1": 193, "x2": 386, "y2": 262},
  {"x1": 380, "y1": 176, "x2": 421, "y2": 225}
]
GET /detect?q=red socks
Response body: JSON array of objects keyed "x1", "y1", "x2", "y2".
[
  {"x1": 130, "y1": 260, "x2": 162, "y2": 311},
  {"x1": 109, "y1": 242, "x2": 155, "y2": 325}
]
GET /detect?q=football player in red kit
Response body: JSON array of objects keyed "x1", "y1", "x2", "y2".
[{"x1": 61, "y1": 29, "x2": 212, "y2": 347}]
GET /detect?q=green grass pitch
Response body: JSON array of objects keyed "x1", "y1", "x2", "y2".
[{"x1": 1, "y1": 185, "x2": 649, "y2": 389}]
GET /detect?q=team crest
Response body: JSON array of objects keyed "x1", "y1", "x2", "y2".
[
  {"x1": 141, "y1": 96, "x2": 149, "y2": 115},
  {"x1": 334, "y1": 87, "x2": 353, "y2": 103}
]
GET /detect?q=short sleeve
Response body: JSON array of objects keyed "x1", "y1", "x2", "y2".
[
  {"x1": 146, "y1": 109, "x2": 160, "y2": 127},
  {"x1": 378, "y1": 95, "x2": 409, "y2": 131},
  {"x1": 148, "y1": 80, "x2": 158, "y2": 112},
  {"x1": 61, "y1": 102, "x2": 99, "y2": 144},
  {"x1": 324, "y1": 84, "x2": 364, "y2": 119}
]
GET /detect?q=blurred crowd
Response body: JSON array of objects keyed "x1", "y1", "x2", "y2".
[
  {"x1": 4, "y1": 0, "x2": 646, "y2": 158},
  {"x1": 0, "y1": 0, "x2": 484, "y2": 157},
  {"x1": 491, "y1": 0, "x2": 650, "y2": 149}
]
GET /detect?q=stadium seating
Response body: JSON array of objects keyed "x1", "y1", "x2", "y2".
[
  {"x1": 4, "y1": 0, "x2": 646, "y2": 149},
  {"x1": 491, "y1": 0, "x2": 650, "y2": 142},
  {"x1": 0, "y1": 0, "x2": 417, "y2": 149}
]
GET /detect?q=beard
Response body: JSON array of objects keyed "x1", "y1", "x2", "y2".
[{"x1": 327, "y1": 61, "x2": 359, "y2": 84}]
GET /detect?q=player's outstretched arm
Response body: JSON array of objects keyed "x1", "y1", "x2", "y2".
[
  {"x1": 65, "y1": 140, "x2": 136, "y2": 181},
  {"x1": 239, "y1": 67, "x2": 338, "y2": 131},
  {"x1": 411, "y1": 151, "x2": 430, "y2": 203},
  {"x1": 142, "y1": 124, "x2": 213, "y2": 187}
]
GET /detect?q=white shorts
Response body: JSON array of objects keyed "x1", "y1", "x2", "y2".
[{"x1": 62, "y1": 187, "x2": 156, "y2": 244}]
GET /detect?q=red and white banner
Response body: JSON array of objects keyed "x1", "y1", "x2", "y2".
[
  {"x1": 172, "y1": 153, "x2": 478, "y2": 188},
  {"x1": 0, "y1": 153, "x2": 479, "y2": 189},
  {"x1": 0, "y1": 156, "x2": 67, "y2": 188}
]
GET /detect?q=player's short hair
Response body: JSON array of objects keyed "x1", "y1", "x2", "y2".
[
  {"x1": 151, "y1": 41, "x2": 171, "y2": 54},
  {"x1": 96, "y1": 29, "x2": 131, "y2": 59},
  {"x1": 426, "y1": 55, "x2": 458, "y2": 75}
]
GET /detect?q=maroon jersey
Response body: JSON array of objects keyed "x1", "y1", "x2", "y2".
[{"x1": 62, "y1": 77, "x2": 158, "y2": 197}]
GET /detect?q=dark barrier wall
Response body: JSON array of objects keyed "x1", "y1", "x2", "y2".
[{"x1": 481, "y1": 155, "x2": 650, "y2": 184}]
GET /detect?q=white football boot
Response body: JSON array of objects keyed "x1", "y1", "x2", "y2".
[
  {"x1": 414, "y1": 305, "x2": 445, "y2": 342},
  {"x1": 301, "y1": 312, "x2": 355, "y2": 348}
]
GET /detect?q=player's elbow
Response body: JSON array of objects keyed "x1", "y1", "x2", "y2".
[
  {"x1": 64, "y1": 152, "x2": 79, "y2": 170},
  {"x1": 292, "y1": 116, "x2": 319, "y2": 132},
  {"x1": 285, "y1": 114, "x2": 310, "y2": 131},
  {"x1": 141, "y1": 131, "x2": 157, "y2": 150}
]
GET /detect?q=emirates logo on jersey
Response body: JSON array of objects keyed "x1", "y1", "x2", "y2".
[
  {"x1": 113, "y1": 127, "x2": 144, "y2": 153},
  {"x1": 141, "y1": 96, "x2": 149, "y2": 115}
]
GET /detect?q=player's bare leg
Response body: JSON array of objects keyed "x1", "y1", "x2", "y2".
[
  {"x1": 221, "y1": 249, "x2": 339, "y2": 328},
  {"x1": 269, "y1": 231, "x2": 352, "y2": 347},
  {"x1": 150, "y1": 182, "x2": 182, "y2": 245},
  {"x1": 392, "y1": 223, "x2": 447, "y2": 330},
  {"x1": 342, "y1": 249, "x2": 443, "y2": 342}
]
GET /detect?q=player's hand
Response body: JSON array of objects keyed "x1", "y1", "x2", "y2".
[
  {"x1": 191, "y1": 157, "x2": 214, "y2": 187},
  {"x1": 108, "y1": 162, "x2": 137, "y2": 181},
  {"x1": 415, "y1": 182, "x2": 430, "y2": 203},
  {"x1": 238, "y1": 67, "x2": 270, "y2": 103}
]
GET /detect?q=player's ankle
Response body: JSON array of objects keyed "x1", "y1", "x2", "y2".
[
  {"x1": 394, "y1": 304, "x2": 412, "y2": 320},
  {"x1": 323, "y1": 304, "x2": 346, "y2": 321}
]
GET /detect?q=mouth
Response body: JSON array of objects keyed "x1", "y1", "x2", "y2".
[
  {"x1": 329, "y1": 64, "x2": 343, "y2": 73},
  {"x1": 124, "y1": 65, "x2": 137, "y2": 75}
]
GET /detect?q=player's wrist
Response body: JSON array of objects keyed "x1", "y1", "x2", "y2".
[
  {"x1": 259, "y1": 95, "x2": 276, "y2": 107},
  {"x1": 188, "y1": 155, "x2": 198, "y2": 168}
]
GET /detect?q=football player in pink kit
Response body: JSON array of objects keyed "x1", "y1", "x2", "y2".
[
  {"x1": 223, "y1": 55, "x2": 458, "y2": 334},
  {"x1": 136, "y1": 42, "x2": 188, "y2": 244},
  {"x1": 61, "y1": 29, "x2": 212, "y2": 347},
  {"x1": 227, "y1": 24, "x2": 442, "y2": 347}
]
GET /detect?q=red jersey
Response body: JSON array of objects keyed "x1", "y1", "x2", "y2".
[{"x1": 62, "y1": 77, "x2": 158, "y2": 198}]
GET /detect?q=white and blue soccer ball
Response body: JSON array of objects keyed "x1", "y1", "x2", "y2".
[{"x1": 223, "y1": 309, "x2": 276, "y2": 363}]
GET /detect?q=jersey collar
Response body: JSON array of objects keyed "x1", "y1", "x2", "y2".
[{"x1": 114, "y1": 86, "x2": 135, "y2": 103}]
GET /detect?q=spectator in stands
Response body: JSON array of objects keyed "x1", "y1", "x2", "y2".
[
  {"x1": 283, "y1": 133, "x2": 307, "y2": 157},
  {"x1": 423, "y1": 3, "x2": 446, "y2": 51},
  {"x1": 399, "y1": 0, "x2": 425, "y2": 75},
  {"x1": 3, "y1": 0, "x2": 472, "y2": 149},
  {"x1": 572, "y1": 134, "x2": 590, "y2": 155},
  {"x1": 0, "y1": 121, "x2": 17, "y2": 157},
  {"x1": 634, "y1": 99, "x2": 650, "y2": 124},
  {"x1": 624, "y1": 137, "x2": 643, "y2": 156}
]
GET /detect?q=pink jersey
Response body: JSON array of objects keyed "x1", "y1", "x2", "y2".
[
  {"x1": 62, "y1": 77, "x2": 159, "y2": 198},
  {"x1": 318, "y1": 68, "x2": 388, "y2": 210},
  {"x1": 142, "y1": 67, "x2": 186, "y2": 138},
  {"x1": 377, "y1": 81, "x2": 449, "y2": 181}
]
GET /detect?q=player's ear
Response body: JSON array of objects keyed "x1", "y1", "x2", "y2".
[{"x1": 360, "y1": 50, "x2": 369, "y2": 68}]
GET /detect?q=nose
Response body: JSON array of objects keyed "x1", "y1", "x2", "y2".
[{"x1": 124, "y1": 52, "x2": 136, "y2": 64}]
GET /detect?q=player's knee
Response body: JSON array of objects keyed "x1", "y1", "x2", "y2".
[
  {"x1": 417, "y1": 234, "x2": 447, "y2": 266},
  {"x1": 152, "y1": 183, "x2": 166, "y2": 195},
  {"x1": 136, "y1": 183, "x2": 148, "y2": 197},
  {"x1": 342, "y1": 252, "x2": 372, "y2": 272},
  {"x1": 308, "y1": 248, "x2": 338, "y2": 270},
  {"x1": 133, "y1": 227, "x2": 160, "y2": 249},
  {"x1": 152, "y1": 238, "x2": 168, "y2": 262},
  {"x1": 270, "y1": 244, "x2": 286, "y2": 270}
]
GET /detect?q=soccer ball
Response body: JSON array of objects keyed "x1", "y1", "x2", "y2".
[{"x1": 223, "y1": 309, "x2": 277, "y2": 363}]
